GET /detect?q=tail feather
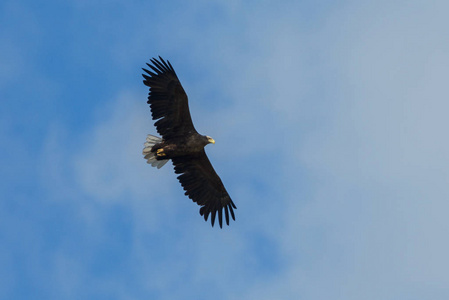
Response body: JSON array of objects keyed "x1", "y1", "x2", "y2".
[{"x1": 142, "y1": 134, "x2": 169, "y2": 169}]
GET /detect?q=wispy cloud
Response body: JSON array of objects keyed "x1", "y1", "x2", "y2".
[{"x1": 2, "y1": 0, "x2": 449, "y2": 299}]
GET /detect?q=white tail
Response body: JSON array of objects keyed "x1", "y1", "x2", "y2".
[{"x1": 142, "y1": 134, "x2": 169, "y2": 169}]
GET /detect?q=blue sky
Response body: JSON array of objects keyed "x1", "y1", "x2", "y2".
[{"x1": 2, "y1": 0, "x2": 449, "y2": 299}]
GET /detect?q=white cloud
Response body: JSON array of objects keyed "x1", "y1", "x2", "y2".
[
  {"x1": 32, "y1": 0, "x2": 449, "y2": 299},
  {"x1": 241, "y1": 0, "x2": 449, "y2": 299},
  {"x1": 70, "y1": 91, "x2": 187, "y2": 232}
]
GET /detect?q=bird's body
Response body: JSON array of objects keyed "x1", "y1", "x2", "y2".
[
  {"x1": 142, "y1": 56, "x2": 236, "y2": 228},
  {"x1": 152, "y1": 134, "x2": 213, "y2": 159}
]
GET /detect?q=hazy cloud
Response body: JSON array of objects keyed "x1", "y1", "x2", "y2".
[{"x1": 2, "y1": 0, "x2": 449, "y2": 299}]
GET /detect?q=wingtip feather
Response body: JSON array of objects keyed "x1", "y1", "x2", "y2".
[
  {"x1": 218, "y1": 209, "x2": 223, "y2": 228},
  {"x1": 211, "y1": 210, "x2": 216, "y2": 227},
  {"x1": 224, "y1": 206, "x2": 230, "y2": 226},
  {"x1": 229, "y1": 205, "x2": 235, "y2": 221}
]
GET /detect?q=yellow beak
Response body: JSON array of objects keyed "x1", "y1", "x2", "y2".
[{"x1": 207, "y1": 137, "x2": 215, "y2": 144}]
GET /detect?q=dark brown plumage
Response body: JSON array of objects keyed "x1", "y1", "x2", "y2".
[{"x1": 142, "y1": 56, "x2": 236, "y2": 228}]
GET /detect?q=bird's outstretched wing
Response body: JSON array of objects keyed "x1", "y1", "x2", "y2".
[
  {"x1": 142, "y1": 57, "x2": 196, "y2": 139},
  {"x1": 172, "y1": 150, "x2": 236, "y2": 228}
]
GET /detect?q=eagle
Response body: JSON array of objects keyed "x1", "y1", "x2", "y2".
[{"x1": 141, "y1": 56, "x2": 236, "y2": 228}]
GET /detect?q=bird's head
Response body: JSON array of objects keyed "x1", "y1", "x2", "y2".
[{"x1": 206, "y1": 135, "x2": 215, "y2": 145}]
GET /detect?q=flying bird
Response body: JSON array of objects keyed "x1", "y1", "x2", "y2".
[{"x1": 142, "y1": 56, "x2": 236, "y2": 228}]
